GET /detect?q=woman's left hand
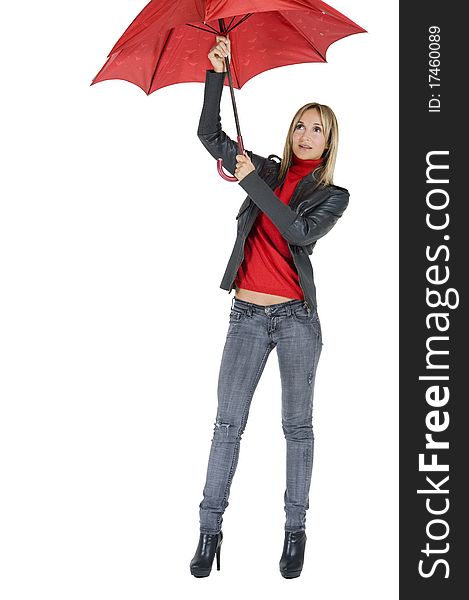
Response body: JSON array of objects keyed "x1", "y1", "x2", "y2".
[{"x1": 234, "y1": 154, "x2": 255, "y2": 182}]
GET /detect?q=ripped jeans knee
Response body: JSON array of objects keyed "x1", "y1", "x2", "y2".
[{"x1": 212, "y1": 418, "x2": 242, "y2": 441}]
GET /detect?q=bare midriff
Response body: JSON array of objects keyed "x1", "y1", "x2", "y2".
[{"x1": 234, "y1": 286, "x2": 296, "y2": 306}]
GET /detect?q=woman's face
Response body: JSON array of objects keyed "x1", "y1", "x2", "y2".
[{"x1": 292, "y1": 108, "x2": 327, "y2": 160}]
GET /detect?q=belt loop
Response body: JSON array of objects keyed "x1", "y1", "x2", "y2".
[
  {"x1": 286, "y1": 303, "x2": 292, "y2": 317},
  {"x1": 231, "y1": 296, "x2": 235, "y2": 309},
  {"x1": 303, "y1": 300, "x2": 311, "y2": 316},
  {"x1": 247, "y1": 304, "x2": 253, "y2": 317}
]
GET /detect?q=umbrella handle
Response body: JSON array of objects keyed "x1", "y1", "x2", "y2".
[
  {"x1": 217, "y1": 160, "x2": 237, "y2": 182},
  {"x1": 217, "y1": 135, "x2": 245, "y2": 182}
]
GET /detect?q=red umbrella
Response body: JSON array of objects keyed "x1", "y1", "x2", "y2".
[{"x1": 91, "y1": 1, "x2": 365, "y2": 181}]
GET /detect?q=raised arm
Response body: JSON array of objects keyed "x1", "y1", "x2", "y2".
[{"x1": 197, "y1": 36, "x2": 268, "y2": 176}]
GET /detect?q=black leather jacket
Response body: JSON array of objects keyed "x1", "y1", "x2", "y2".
[{"x1": 197, "y1": 69, "x2": 350, "y2": 312}]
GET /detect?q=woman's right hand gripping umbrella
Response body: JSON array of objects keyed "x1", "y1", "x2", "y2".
[{"x1": 208, "y1": 35, "x2": 231, "y2": 74}]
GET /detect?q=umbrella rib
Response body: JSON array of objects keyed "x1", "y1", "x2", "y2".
[
  {"x1": 186, "y1": 22, "x2": 220, "y2": 35},
  {"x1": 203, "y1": 21, "x2": 221, "y2": 34},
  {"x1": 279, "y1": 11, "x2": 327, "y2": 61},
  {"x1": 227, "y1": 13, "x2": 253, "y2": 34},
  {"x1": 148, "y1": 28, "x2": 174, "y2": 94}
]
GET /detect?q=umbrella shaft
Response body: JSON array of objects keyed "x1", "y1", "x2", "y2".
[
  {"x1": 219, "y1": 18, "x2": 242, "y2": 139},
  {"x1": 224, "y1": 60, "x2": 242, "y2": 137}
]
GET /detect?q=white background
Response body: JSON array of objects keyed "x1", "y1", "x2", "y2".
[{"x1": 0, "y1": 1, "x2": 398, "y2": 598}]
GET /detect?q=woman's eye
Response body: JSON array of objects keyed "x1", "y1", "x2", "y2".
[
  {"x1": 313, "y1": 127, "x2": 322, "y2": 133},
  {"x1": 295, "y1": 123, "x2": 304, "y2": 130}
]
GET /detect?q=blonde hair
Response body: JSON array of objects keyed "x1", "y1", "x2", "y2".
[{"x1": 278, "y1": 103, "x2": 339, "y2": 187}]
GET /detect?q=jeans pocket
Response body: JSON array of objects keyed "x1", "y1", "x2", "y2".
[
  {"x1": 292, "y1": 306, "x2": 313, "y2": 321},
  {"x1": 229, "y1": 308, "x2": 245, "y2": 322},
  {"x1": 293, "y1": 307, "x2": 321, "y2": 338}
]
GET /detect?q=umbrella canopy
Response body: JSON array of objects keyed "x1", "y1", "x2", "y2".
[{"x1": 91, "y1": 0, "x2": 366, "y2": 94}]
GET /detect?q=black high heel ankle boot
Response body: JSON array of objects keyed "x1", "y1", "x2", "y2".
[
  {"x1": 279, "y1": 530, "x2": 307, "y2": 579},
  {"x1": 190, "y1": 531, "x2": 223, "y2": 577}
]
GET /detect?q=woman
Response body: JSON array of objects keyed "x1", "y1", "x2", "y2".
[{"x1": 190, "y1": 36, "x2": 349, "y2": 579}]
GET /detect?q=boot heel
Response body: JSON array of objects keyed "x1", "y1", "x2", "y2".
[{"x1": 190, "y1": 530, "x2": 223, "y2": 577}]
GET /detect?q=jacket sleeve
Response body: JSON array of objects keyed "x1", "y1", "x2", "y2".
[
  {"x1": 238, "y1": 169, "x2": 350, "y2": 247},
  {"x1": 197, "y1": 69, "x2": 268, "y2": 175}
]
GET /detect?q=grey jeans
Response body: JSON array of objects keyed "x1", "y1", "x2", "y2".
[{"x1": 198, "y1": 297, "x2": 323, "y2": 534}]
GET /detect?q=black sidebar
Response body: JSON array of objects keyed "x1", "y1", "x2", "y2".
[{"x1": 400, "y1": 3, "x2": 466, "y2": 598}]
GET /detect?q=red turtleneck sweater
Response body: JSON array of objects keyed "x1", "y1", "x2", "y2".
[{"x1": 234, "y1": 154, "x2": 322, "y2": 299}]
